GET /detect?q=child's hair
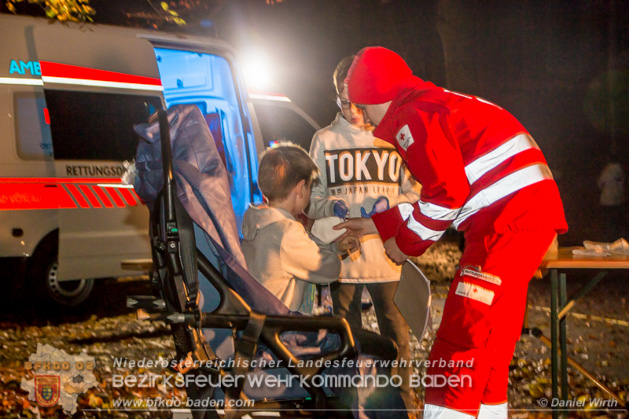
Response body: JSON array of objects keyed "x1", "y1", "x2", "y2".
[
  {"x1": 333, "y1": 55, "x2": 356, "y2": 95},
  {"x1": 258, "y1": 142, "x2": 319, "y2": 202}
]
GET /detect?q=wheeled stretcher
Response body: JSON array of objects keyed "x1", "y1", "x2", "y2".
[{"x1": 129, "y1": 105, "x2": 413, "y2": 418}]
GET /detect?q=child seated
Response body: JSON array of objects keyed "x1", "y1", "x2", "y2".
[{"x1": 241, "y1": 143, "x2": 358, "y2": 313}]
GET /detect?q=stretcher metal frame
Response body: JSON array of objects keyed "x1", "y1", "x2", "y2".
[{"x1": 127, "y1": 109, "x2": 400, "y2": 418}]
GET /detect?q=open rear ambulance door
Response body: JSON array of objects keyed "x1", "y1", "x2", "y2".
[{"x1": 32, "y1": 23, "x2": 164, "y2": 282}]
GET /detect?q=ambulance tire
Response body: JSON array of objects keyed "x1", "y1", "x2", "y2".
[{"x1": 31, "y1": 234, "x2": 95, "y2": 308}]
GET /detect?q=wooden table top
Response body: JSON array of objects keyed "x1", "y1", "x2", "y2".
[
  {"x1": 540, "y1": 247, "x2": 629, "y2": 269},
  {"x1": 122, "y1": 249, "x2": 629, "y2": 272}
]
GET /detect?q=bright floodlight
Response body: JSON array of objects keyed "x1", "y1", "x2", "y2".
[{"x1": 242, "y1": 50, "x2": 273, "y2": 90}]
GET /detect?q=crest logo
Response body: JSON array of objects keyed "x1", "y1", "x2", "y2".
[
  {"x1": 35, "y1": 375, "x2": 60, "y2": 407},
  {"x1": 22, "y1": 344, "x2": 97, "y2": 415}
]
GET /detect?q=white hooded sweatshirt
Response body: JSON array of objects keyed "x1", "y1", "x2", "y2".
[
  {"x1": 241, "y1": 205, "x2": 341, "y2": 312},
  {"x1": 307, "y1": 113, "x2": 421, "y2": 283}
]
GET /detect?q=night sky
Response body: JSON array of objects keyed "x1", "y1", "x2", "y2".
[{"x1": 222, "y1": 0, "x2": 629, "y2": 245}]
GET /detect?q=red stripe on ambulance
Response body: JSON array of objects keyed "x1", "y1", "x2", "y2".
[
  {"x1": 92, "y1": 186, "x2": 114, "y2": 208},
  {"x1": 78, "y1": 185, "x2": 102, "y2": 208},
  {"x1": 118, "y1": 188, "x2": 137, "y2": 206},
  {"x1": 0, "y1": 177, "x2": 143, "y2": 210},
  {"x1": 130, "y1": 189, "x2": 144, "y2": 204},
  {"x1": 65, "y1": 184, "x2": 90, "y2": 208},
  {"x1": 104, "y1": 187, "x2": 126, "y2": 208},
  {"x1": 40, "y1": 61, "x2": 162, "y2": 87},
  {"x1": 0, "y1": 183, "x2": 77, "y2": 210},
  {"x1": 0, "y1": 177, "x2": 122, "y2": 184}
]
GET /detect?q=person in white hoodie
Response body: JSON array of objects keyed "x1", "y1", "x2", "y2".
[
  {"x1": 241, "y1": 143, "x2": 359, "y2": 313},
  {"x1": 597, "y1": 158, "x2": 627, "y2": 241},
  {"x1": 306, "y1": 56, "x2": 421, "y2": 412}
]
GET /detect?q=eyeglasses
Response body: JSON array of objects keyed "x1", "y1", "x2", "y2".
[{"x1": 335, "y1": 96, "x2": 352, "y2": 110}]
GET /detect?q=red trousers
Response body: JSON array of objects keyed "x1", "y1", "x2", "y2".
[{"x1": 424, "y1": 228, "x2": 556, "y2": 416}]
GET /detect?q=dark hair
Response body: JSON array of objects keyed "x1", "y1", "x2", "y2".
[
  {"x1": 333, "y1": 55, "x2": 356, "y2": 95},
  {"x1": 258, "y1": 143, "x2": 319, "y2": 202}
]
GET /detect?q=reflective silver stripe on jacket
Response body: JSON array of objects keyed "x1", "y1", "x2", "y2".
[
  {"x1": 397, "y1": 202, "x2": 415, "y2": 221},
  {"x1": 398, "y1": 201, "x2": 460, "y2": 222},
  {"x1": 465, "y1": 134, "x2": 540, "y2": 184},
  {"x1": 407, "y1": 213, "x2": 447, "y2": 241},
  {"x1": 418, "y1": 200, "x2": 460, "y2": 221},
  {"x1": 400, "y1": 134, "x2": 550, "y2": 240},
  {"x1": 453, "y1": 163, "x2": 553, "y2": 229},
  {"x1": 398, "y1": 202, "x2": 457, "y2": 241}
]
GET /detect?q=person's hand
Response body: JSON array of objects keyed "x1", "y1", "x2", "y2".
[
  {"x1": 333, "y1": 200, "x2": 349, "y2": 219},
  {"x1": 360, "y1": 196, "x2": 389, "y2": 218},
  {"x1": 373, "y1": 197, "x2": 389, "y2": 212},
  {"x1": 384, "y1": 237, "x2": 408, "y2": 265},
  {"x1": 337, "y1": 234, "x2": 361, "y2": 254},
  {"x1": 334, "y1": 217, "x2": 377, "y2": 237}
]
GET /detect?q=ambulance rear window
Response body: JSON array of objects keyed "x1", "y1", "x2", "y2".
[
  {"x1": 44, "y1": 91, "x2": 161, "y2": 161},
  {"x1": 154, "y1": 47, "x2": 255, "y2": 233}
]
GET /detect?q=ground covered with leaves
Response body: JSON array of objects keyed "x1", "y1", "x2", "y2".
[{"x1": 0, "y1": 234, "x2": 627, "y2": 418}]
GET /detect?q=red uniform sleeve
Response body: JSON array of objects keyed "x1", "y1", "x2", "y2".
[{"x1": 371, "y1": 205, "x2": 405, "y2": 242}]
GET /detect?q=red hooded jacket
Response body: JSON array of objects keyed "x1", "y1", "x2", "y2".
[{"x1": 370, "y1": 77, "x2": 568, "y2": 257}]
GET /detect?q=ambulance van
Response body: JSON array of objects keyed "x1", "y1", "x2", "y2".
[{"x1": 0, "y1": 14, "x2": 270, "y2": 308}]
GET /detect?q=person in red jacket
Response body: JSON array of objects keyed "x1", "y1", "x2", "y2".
[{"x1": 336, "y1": 47, "x2": 568, "y2": 418}]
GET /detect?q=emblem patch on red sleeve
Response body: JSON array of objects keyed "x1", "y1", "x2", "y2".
[{"x1": 395, "y1": 125, "x2": 414, "y2": 151}]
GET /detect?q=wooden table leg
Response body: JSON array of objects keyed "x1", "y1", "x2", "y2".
[
  {"x1": 559, "y1": 273, "x2": 568, "y2": 415},
  {"x1": 550, "y1": 269, "x2": 559, "y2": 419},
  {"x1": 534, "y1": 269, "x2": 625, "y2": 416}
]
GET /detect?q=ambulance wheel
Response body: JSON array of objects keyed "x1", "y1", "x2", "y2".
[{"x1": 31, "y1": 235, "x2": 95, "y2": 308}]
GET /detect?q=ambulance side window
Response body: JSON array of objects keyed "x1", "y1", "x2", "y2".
[
  {"x1": 14, "y1": 92, "x2": 54, "y2": 160},
  {"x1": 44, "y1": 90, "x2": 160, "y2": 161},
  {"x1": 253, "y1": 103, "x2": 317, "y2": 151}
]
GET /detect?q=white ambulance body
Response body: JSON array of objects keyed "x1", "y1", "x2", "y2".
[{"x1": 0, "y1": 14, "x2": 266, "y2": 307}]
